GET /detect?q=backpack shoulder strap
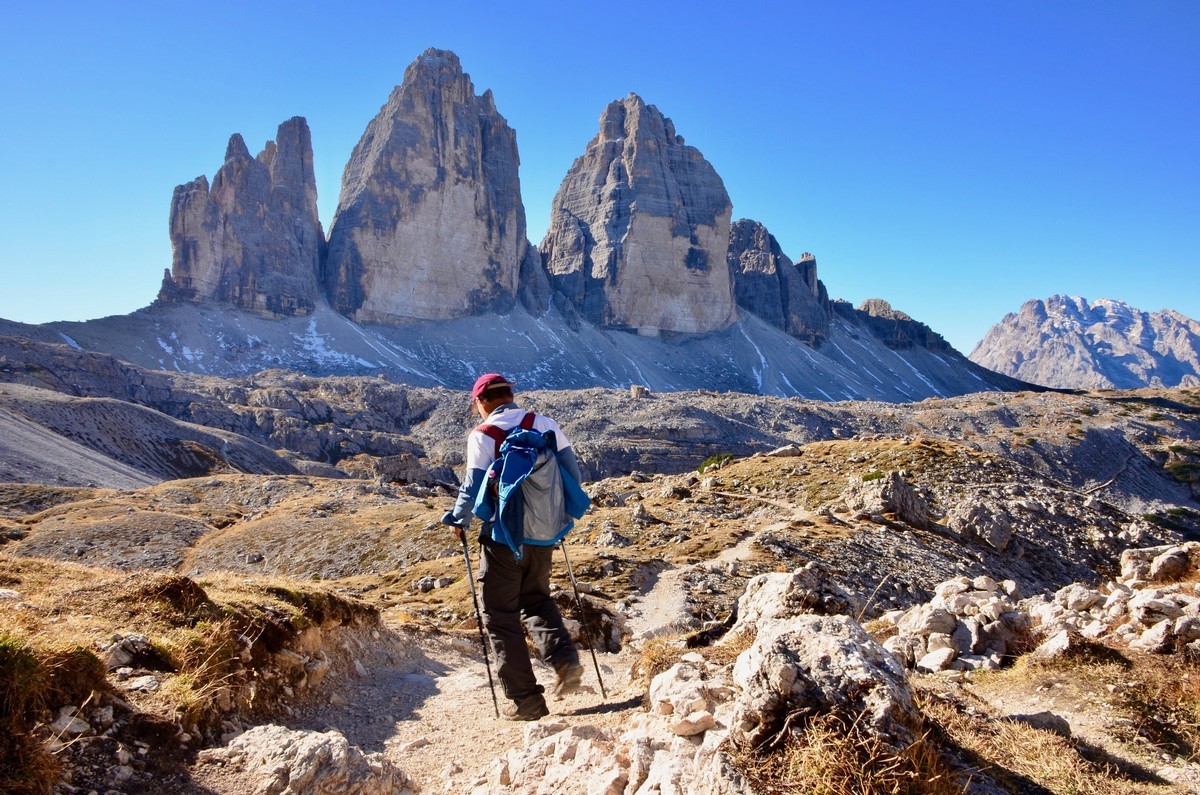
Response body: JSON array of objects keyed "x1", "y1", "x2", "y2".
[
  {"x1": 475, "y1": 423, "x2": 509, "y2": 459},
  {"x1": 475, "y1": 412, "x2": 538, "y2": 459}
]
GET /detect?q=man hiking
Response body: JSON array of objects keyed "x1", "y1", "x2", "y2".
[{"x1": 441, "y1": 373, "x2": 585, "y2": 720}]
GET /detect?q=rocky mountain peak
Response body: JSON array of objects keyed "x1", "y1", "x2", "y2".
[
  {"x1": 972, "y1": 295, "x2": 1200, "y2": 389},
  {"x1": 158, "y1": 116, "x2": 325, "y2": 317},
  {"x1": 728, "y1": 219, "x2": 830, "y2": 344},
  {"x1": 540, "y1": 94, "x2": 736, "y2": 335},
  {"x1": 831, "y1": 299, "x2": 951, "y2": 352},
  {"x1": 225, "y1": 133, "x2": 251, "y2": 162},
  {"x1": 322, "y1": 48, "x2": 533, "y2": 324}
]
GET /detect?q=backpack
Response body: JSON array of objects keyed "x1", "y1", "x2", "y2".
[{"x1": 471, "y1": 412, "x2": 590, "y2": 559}]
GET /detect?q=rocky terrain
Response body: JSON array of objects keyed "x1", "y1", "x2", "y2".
[
  {"x1": 972, "y1": 295, "x2": 1200, "y2": 390},
  {"x1": 2, "y1": 330, "x2": 1200, "y2": 792},
  {"x1": 2, "y1": 47, "x2": 1023, "y2": 401}
]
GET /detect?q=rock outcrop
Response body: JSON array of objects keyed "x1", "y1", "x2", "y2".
[
  {"x1": 833, "y1": 299, "x2": 953, "y2": 351},
  {"x1": 971, "y1": 295, "x2": 1200, "y2": 389},
  {"x1": 728, "y1": 219, "x2": 830, "y2": 343},
  {"x1": 323, "y1": 49, "x2": 535, "y2": 324},
  {"x1": 160, "y1": 117, "x2": 325, "y2": 317},
  {"x1": 540, "y1": 94, "x2": 736, "y2": 335},
  {"x1": 196, "y1": 724, "x2": 412, "y2": 794}
]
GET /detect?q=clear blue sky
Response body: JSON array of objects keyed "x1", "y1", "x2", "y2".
[{"x1": 1, "y1": 1, "x2": 1196, "y2": 354}]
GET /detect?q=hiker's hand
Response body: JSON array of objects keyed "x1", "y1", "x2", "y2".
[{"x1": 441, "y1": 511, "x2": 465, "y2": 542}]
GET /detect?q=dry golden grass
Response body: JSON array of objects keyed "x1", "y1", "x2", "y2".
[
  {"x1": 0, "y1": 555, "x2": 380, "y2": 765},
  {"x1": 921, "y1": 695, "x2": 1163, "y2": 795},
  {"x1": 1109, "y1": 651, "x2": 1200, "y2": 760},
  {"x1": 702, "y1": 628, "x2": 755, "y2": 667},
  {"x1": 730, "y1": 712, "x2": 962, "y2": 795},
  {"x1": 630, "y1": 636, "x2": 688, "y2": 683},
  {"x1": 1, "y1": 628, "x2": 107, "y2": 795}
]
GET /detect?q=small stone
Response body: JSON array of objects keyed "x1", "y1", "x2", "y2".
[
  {"x1": 671, "y1": 710, "x2": 717, "y2": 736},
  {"x1": 916, "y1": 647, "x2": 957, "y2": 673},
  {"x1": 1010, "y1": 711, "x2": 1072, "y2": 737},
  {"x1": 51, "y1": 708, "x2": 91, "y2": 737},
  {"x1": 125, "y1": 675, "x2": 159, "y2": 693}
]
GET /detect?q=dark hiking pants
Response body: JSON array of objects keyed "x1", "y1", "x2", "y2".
[{"x1": 477, "y1": 540, "x2": 578, "y2": 704}]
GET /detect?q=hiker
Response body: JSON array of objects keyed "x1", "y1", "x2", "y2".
[{"x1": 441, "y1": 373, "x2": 585, "y2": 720}]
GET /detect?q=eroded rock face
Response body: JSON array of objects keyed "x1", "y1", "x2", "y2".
[
  {"x1": 540, "y1": 94, "x2": 736, "y2": 335},
  {"x1": 161, "y1": 117, "x2": 325, "y2": 317},
  {"x1": 323, "y1": 49, "x2": 533, "y2": 324},
  {"x1": 728, "y1": 219, "x2": 829, "y2": 343},
  {"x1": 971, "y1": 295, "x2": 1200, "y2": 389},
  {"x1": 832, "y1": 299, "x2": 952, "y2": 352},
  {"x1": 731, "y1": 614, "x2": 920, "y2": 747}
]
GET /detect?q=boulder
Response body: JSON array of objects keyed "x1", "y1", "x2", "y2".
[
  {"x1": 648, "y1": 662, "x2": 710, "y2": 717},
  {"x1": 945, "y1": 500, "x2": 1015, "y2": 551},
  {"x1": 1130, "y1": 619, "x2": 1174, "y2": 653},
  {"x1": 196, "y1": 724, "x2": 410, "y2": 795},
  {"x1": 540, "y1": 94, "x2": 736, "y2": 335},
  {"x1": 841, "y1": 471, "x2": 929, "y2": 528},
  {"x1": 731, "y1": 564, "x2": 861, "y2": 634},
  {"x1": 1150, "y1": 549, "x2": 1192, "y2": 583},
  {"x1": 916, "y1": 647, "x2": 957, "y2": 673},
  {"x1": 731, "y1": 614, "x2": 919, "y2": 747}
]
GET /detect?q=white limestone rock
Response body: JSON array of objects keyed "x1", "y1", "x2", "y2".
[
  {"x1": 731, "y1": 563, "x2": 861, "y2": 634},
  {"x1": 648, "y1": 662, "x2": 710, "y2": 717},
  {"x1": 324, "y1": 49, "x2": 537, "y2": 324},
  {"x1": 540, "y1": 94, "x2": 736, "y2": 335},
  {"x1": 196, "y1": 724, "x2": 411, "y2": 795},
  {"x1": 731, "y1": 614, "x2": 919, "y2": 748}
]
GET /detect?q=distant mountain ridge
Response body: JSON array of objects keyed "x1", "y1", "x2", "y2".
[
  {"x1": 3, "y1": 47, "x2": 1028, "y2": 402},
  {"x1": 970, "y1": 295, "x2": 1200, "y2": 389}
]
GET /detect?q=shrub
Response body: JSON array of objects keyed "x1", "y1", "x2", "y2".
[{"x1": 697, "y1": 453, "x2": 734, "y2": 474}]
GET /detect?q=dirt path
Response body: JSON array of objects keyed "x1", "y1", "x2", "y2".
[
  {"x1": 286, "y1": 628, "x2": 640, "y2": 791},
  {"x1": 189, "y1": 498, "x2": 820, "y2": 792}
]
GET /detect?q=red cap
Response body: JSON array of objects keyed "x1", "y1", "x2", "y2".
[{"x1": 471, "y1": 373, "x2": 514, "y2": 399}]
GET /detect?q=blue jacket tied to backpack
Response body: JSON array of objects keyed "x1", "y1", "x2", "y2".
[{"x1": 472, "y1": 427, "x2": 590, "y2": 559}]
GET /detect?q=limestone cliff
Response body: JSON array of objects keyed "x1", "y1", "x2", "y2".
[
  {"x1": 728, "y1": 219, "x2": 830, "y2": 343},
  {"x1": 160, "y1": 117, "x2": 325, "y2": 317},
  {"x1": 540, "y1": 95, "x2": 736, "y2": 335},
  {"x1": 323, "y1": 49, "x2": 533, "y2": 323},
  {"x1": 833, "y1": 299, "x2": 952, "y2": 352},
  {"x1": 971, "y1": 295, "x2": 1200, "y2": 389}
]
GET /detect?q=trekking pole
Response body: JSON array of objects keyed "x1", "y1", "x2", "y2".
[
  {"x1": 460, "y1": 534, "x2": 501, "y2": 718},
  {"x1": 560, "y1": 543, "x2": 607, "y2": 700}
]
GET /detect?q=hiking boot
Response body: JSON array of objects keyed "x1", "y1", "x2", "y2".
[
  {"x1": 501, "y1": 696, "x2": 549, "y2": 721},
  {"x1": 553, "y1": 659, "x2": 584, "y2": 699}
]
